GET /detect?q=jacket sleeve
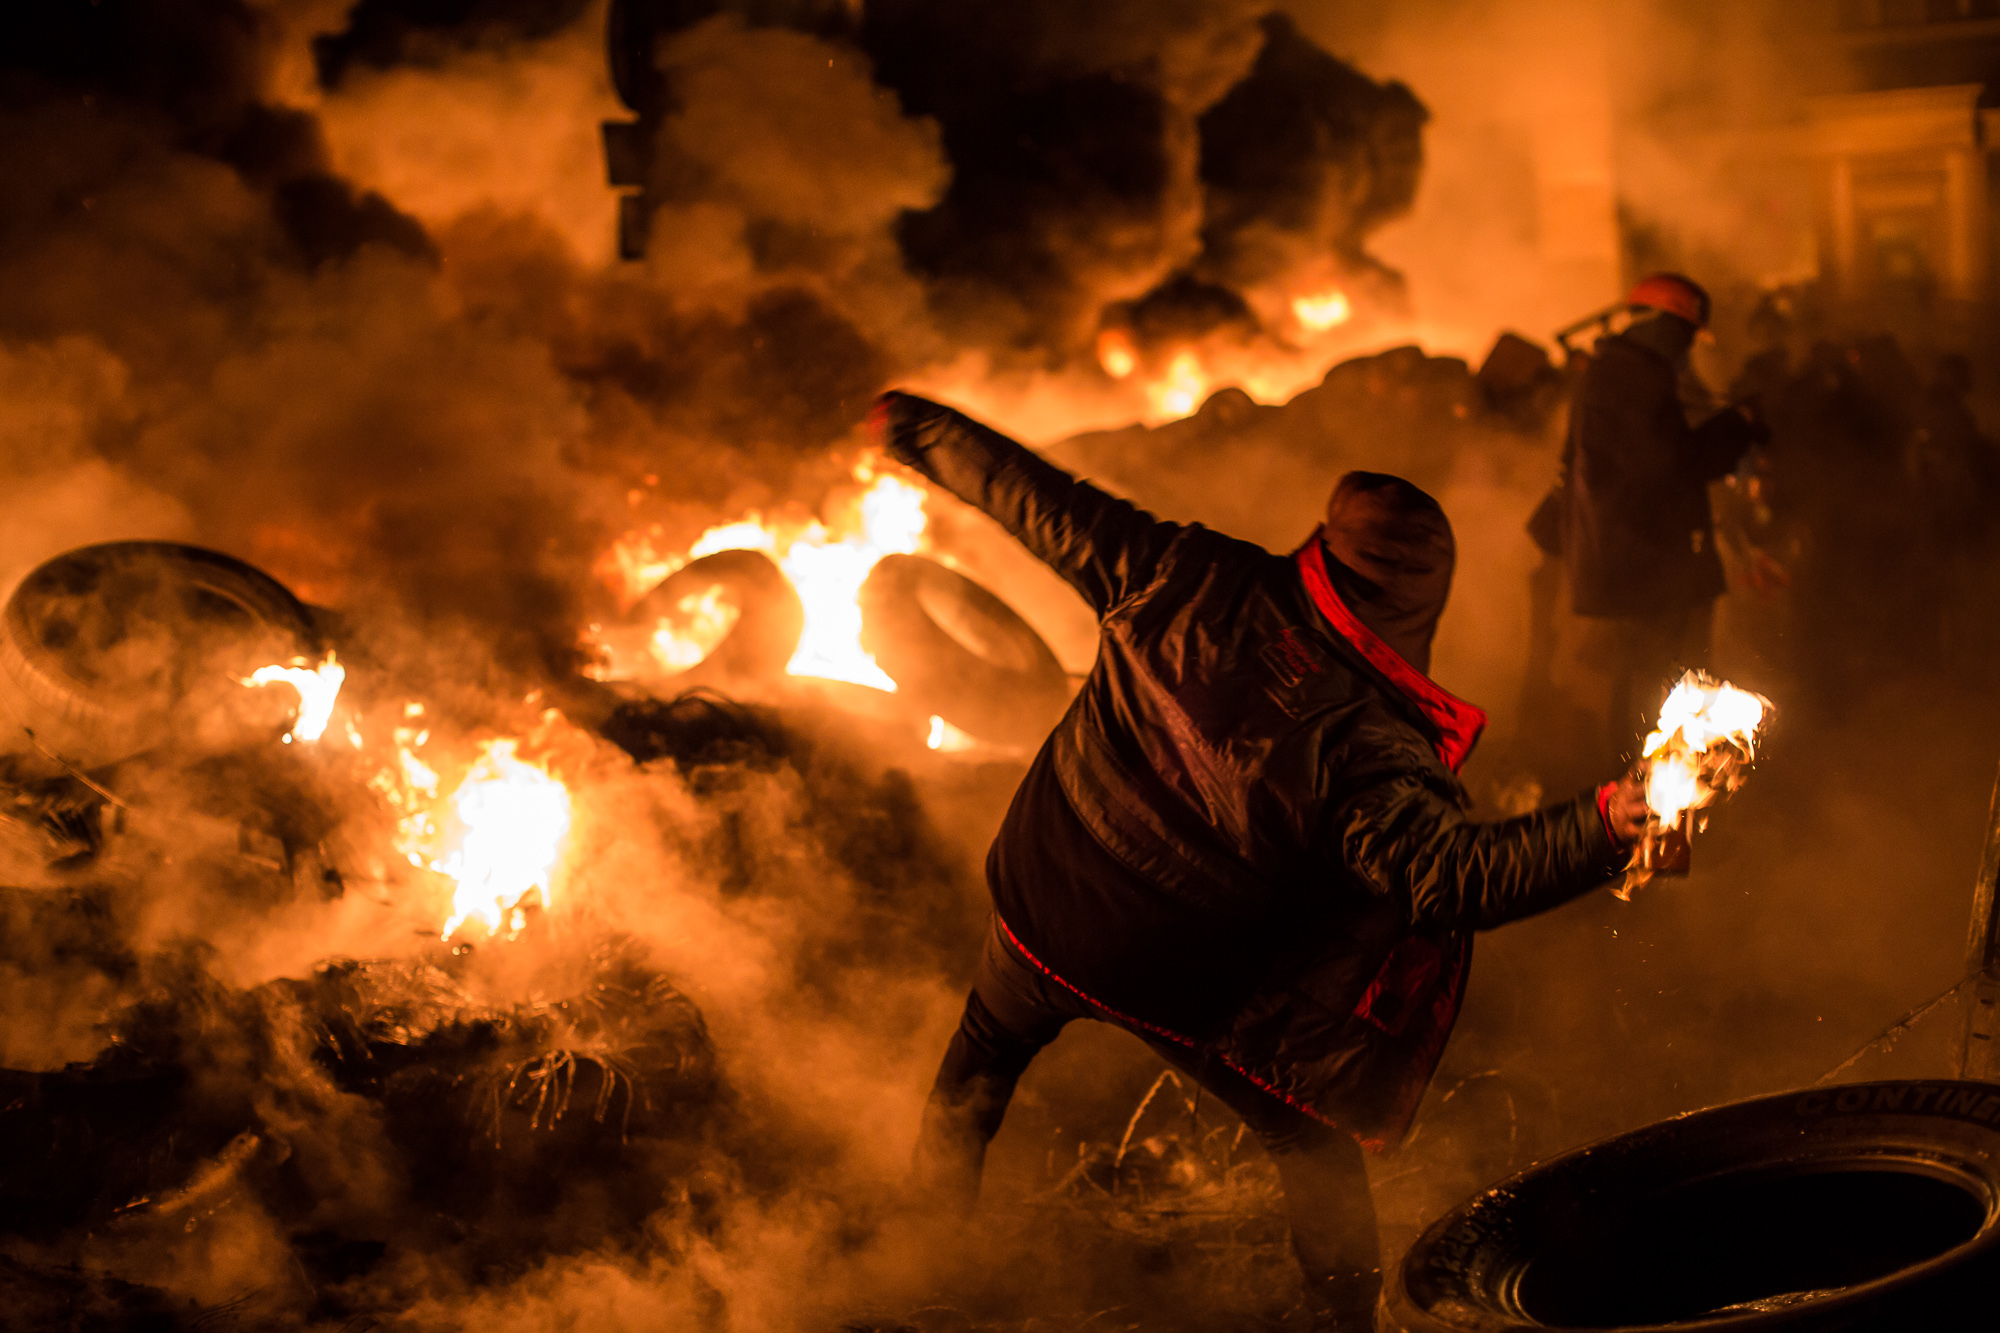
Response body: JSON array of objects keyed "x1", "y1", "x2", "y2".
[
  {"x1": 870, "y1": 390, "x2": 1186, "y2": 616},
  {"x1": 1686, "y1": 406, "x2": 1764, "y2": 481},
  {"x1": 1325, "y1": 729, "x2": 1627, "y2": 931}
]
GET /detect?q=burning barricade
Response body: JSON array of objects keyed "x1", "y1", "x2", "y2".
[
  {"x1": 587, "y1": 457, "x2": 1073, "y2": 753},
  {"x1": 0, "y1": 524, "x2": 991, "y2": 1314}
]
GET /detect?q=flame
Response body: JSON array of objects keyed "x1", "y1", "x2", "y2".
[
  {"x1": 368, "y1": 718, "x2": 441, "y2": 869},
  {"x1": 616, "y1": 463, "x2": 928, "y2": 692},
  {"x1": 361, "y1": 708, "x2": 574, "y2": 941},
  {"x1": 1639, "y1": 671, "x2": 1772, "y2": 826},
  {"x1": 926, "y1": 714, "x2": 979, "y2": 753},
  {"x1": 650, "y1": 586, "x2": 741, "y2": 673},
  {"x1": 433, "y1": 739, "x2": 572, "y2": 941},
  {"x1": 1149, "y1": 349, "x2": 1209, "y2": 419},
  {"x1": 689, "y1": 519, "x2": 779, "y2": 559},
  {"x1": 1291, "y1": 288, "x2": 1352, "y2": 332},
  {"x1": 596, "y1": 528, "x2": 683, "y2": 610},
  {"x1": 241, "y1": 652, "x2": 346, "y2": 743},
  {"x1": 1097, "y1": 328, "x2": 1138, "y2": 380}
]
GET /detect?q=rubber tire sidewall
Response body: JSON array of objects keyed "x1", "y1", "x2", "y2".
[
  {"x1": 858, "y1": 553, "x2": 1070, "y2": 747},
  {"x1": 624, "y1": 549, "x2": 804, "y2": 686},
  {"x1": 1383, "y1": 1079, "x2": 2000, "y2": 1333},
  {"x1": 0, "y1": 542, "x2": 318, "y2": 769}
]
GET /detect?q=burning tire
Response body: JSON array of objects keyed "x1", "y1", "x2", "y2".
[
  {"x1": 858, "y1": 554, "x2": 1070, "y2": 747},
  {"x1": 1383, "y1": 1080, "x2": 2000, "y2": 1332},
  {"x1": 614, "y1": 549, "x2": 804, "y2": 685},
  {"x1": 0, "y1": 542, "x2": 319, "y2": 769}
]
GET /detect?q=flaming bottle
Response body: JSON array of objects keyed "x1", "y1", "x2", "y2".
[{"x1": 1623, "y1": 670, "x2": 1773, "y2": 896}]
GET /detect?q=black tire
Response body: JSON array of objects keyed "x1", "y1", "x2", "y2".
[
  {"x1": 858, "y1": 554, "x2": 1070, "y2": 747},
  {"x1": 1384, "y1": 1080, "x2": 2000, "y2": 1332},
  {"x1": 618, "y1": 549, "x2": 804, "y2": 685},
  {"x1": 0, "y1": 542, "x2": 319, "y2": 769}
]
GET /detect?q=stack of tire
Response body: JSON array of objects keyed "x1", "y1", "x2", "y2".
[{"x1": 607, "y1": 549, "x2": 1070, "y2": 750}]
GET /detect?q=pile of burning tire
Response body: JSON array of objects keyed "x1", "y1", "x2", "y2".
[
  {"x1": 605, "y1": 546, "x2": 1073, "y2": 749},
  {"x1": 0, "y1": 539, "x2": 982, "y2": 1315}
]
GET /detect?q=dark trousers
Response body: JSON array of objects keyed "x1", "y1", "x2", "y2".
[{"x1": 912, "y1": 918, "x2": 1381, "y2": 1320}]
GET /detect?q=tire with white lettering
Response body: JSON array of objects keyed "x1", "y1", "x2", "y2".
[
  {"x1": 1383, "y1": 1080, "x2": 2000, "y2": 1332},
  {"x1": 858, "y1": 554, "x2": 1070, "y2": 747},
  {"x1": 0, "y1": 542, "x2": 319, "y2": 769}
]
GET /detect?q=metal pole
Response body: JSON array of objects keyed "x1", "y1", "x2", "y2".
[{"x1": 1956, "y1": 762, "x2": 2000, "y2": 1079}]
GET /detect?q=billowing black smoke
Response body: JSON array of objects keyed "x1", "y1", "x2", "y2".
[{"x1": 603, "y1": 1, "x2": 1425, "y2": 364}]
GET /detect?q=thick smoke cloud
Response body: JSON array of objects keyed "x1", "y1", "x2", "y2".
[
  {"x1": 0, "y1": 4, "x2": 1443, "y2": 1325},
  {"x1": 2, "y1": 0, "x2": 1996, "y2": 1329}
]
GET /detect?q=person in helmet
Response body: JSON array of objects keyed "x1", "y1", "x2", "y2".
[
  {"x1": 1558, "y1": 273, "x2": 1767, "y2": 759},
  {"x1": 871, "y1": 391, "x2": 1648, "y2": 1330}
]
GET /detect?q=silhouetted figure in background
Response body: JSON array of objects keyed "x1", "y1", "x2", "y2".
[
  {"x1": 1758, "y1": 337, "x2": 1922, "y2": 705},
  {"x1": 1909, "y1": 353, "x2": 1998, "y2": 673},
  {"x1": 1560, "y1": 273, "x2": 1765, "y2": 757}
]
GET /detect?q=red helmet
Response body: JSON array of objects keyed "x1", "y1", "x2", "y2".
[{"x1": 1625, "y1": 273, "x2": 1710, "y2": 327}]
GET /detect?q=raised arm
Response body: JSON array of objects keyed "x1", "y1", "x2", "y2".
[
  {"x1": 871, "y1": 390, "x2": 1186, "y2": 617},
  {"x1": 1326, "y1": 729, "x2": 1630, "y2": 931}
]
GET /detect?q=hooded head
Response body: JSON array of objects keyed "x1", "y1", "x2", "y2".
[{"x1": 1319, "y1": 471, "x2": 1454, "y2": 673}]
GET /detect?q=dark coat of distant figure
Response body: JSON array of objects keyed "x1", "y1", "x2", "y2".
[{"x1": 1561, "y1": 330, "x2": 1762, "y2": 620}]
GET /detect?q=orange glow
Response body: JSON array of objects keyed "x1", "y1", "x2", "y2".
[
  {"x1": 596, "y1": 527, "x2": 682, "y2": 611},
  {"x1": 1097, "y1": 329, "x2": 1138, "y2": 380},
  {"x1": 598, "y1": 461, "x2": 929, "y2": 692},
  {"x1": 1292, "y1": 288, "x2": 1352, "y2": 332},
  {"x1": 1149, "y1": 349, "x2": 1209, "y2": 419},
  {"x1": 434, "y1": 739, "x2": 572, "y2": 941},
  {"x1": 362, "y1": 708, "x2": 575, "y2": 941},
  {"x1": 926, "y1": 713, "x2": 979, "y2": 753},
  {"x1": 650, "y1": 585, "x2": 741, "y2": 673},
  {"x1": 241, "y1": 652, "x2": 345, "y2": 743}
]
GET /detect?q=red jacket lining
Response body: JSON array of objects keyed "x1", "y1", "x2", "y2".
[{"x1": 1293, "y1": 532, "x2": 1487, "y2": 775}]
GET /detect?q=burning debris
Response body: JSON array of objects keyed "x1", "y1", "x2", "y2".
[
  {"x1": 592, "y1": 462, "x2": 930, "y2": 692},
  {"x1": 590, "y1": 460, "x2": 1071, "y2": 748},
  {"x1": 239, "y1": 652, "x2": 346, "y2": 745},
  {"x1": 0, "y1": 527, "x2": 995, "y2": 1325}
]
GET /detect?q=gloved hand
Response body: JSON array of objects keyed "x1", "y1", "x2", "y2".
[
  {"x1": 1597, "y1": 770, "x2": 1649, "y2": 848},
  {"x1": 866, "y1": 389, "x2": 932, "y2": 470}
]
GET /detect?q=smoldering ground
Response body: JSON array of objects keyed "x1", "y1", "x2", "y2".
[{"x1": 3, "y1": 0, "x2": 1999, "y2": 1329}]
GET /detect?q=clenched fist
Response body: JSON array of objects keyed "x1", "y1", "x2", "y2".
[{"x1": 1601, "y1": 770, "x2": 1650, "y2": 847}]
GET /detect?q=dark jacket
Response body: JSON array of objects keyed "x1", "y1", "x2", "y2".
[
  {"x1": 878, "y1": 393, "x2": 1625, "y2": 1149},
  {"x1": 1562, "y1": 333, "x2": 1760, "y2": 617}
]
